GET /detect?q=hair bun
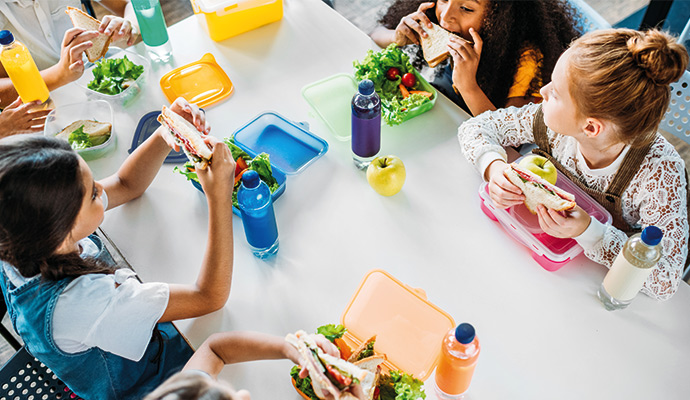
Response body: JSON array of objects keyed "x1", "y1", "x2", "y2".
[{"x1": 627, "y1": 29, "x2": 689, "y2": 85}]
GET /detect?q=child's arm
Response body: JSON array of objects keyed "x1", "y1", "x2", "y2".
[
  {"x1": 183, "y1": 332, "x2": 339, "y2": 379},
  {"x1": 158, "y1": 139, "x2": 236, "y2": 320},
  {"x1": 99, "y1": 98, "x2": 208, "y2": 209},
  {"x1": 370, "y1": 2, "x2": 435, "y2": 48}
]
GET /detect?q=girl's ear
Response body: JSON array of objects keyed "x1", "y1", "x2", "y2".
[{"x1": 583, "y1": 118, "x2": 605, "y2": 138}]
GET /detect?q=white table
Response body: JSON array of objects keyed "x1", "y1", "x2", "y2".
[{"x1": 49, "y1": 1, "x2": 690, "y2": 399}]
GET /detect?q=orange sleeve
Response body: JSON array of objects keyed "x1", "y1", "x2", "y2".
[{"x1": 507, "y1": 47, "x2": 543, "y2": 99}]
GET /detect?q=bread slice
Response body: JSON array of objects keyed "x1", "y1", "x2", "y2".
[
  {"x1": 420, "y1": 23, "x2": 469, "y2": 67},
  {"x1": 56, "y1": 119, "x2": 112, "y2": 145},
  {"x1": 158, "y1": 105, "x2": 212, "y2": 168},
  {"x1": 504, "y1": 163, "x2": 576, "y2": 214},
  {"x1": 65, "y1": 6, "x2": 110, "y2": 62}
]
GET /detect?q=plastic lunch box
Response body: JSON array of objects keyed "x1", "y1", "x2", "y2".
[
  {"x1": 190, "y1": 0, "x2": 283, "y2": 41},
  {"x1": 188, "y1": 111, "x2": 329, "y2": 216},
  {"x1": 301, "y1": 71, "x2": 437, "y2": 141},
  {"x1": 478, "y1": 157, "x2": 612, "y2": 271},
  {"x1": 293, "y1": 269, "x2": 455, "y2": 400},
  {"x1": 159, "y1": 53, "x2": 234, "y2": 108}
]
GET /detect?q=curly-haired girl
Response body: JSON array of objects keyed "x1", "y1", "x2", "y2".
[{"x1": 371, "y1": 0, "x2": 580, "y2": 116}]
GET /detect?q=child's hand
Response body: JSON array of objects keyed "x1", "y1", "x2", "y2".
[
  {"x1": 169, "y1": 97, "x2": 211, "y2": 135},
  {"x1": 486, "y1": 160, "x2": 525, "y2": 209},
  {"x1": 54, "y1": 27, "x2": 100, "y2": 85},
  {"x1": 99, "y1": 15, "x2": 137, "y2": 47},
  {"x1": 536, "y1": 204, "x2": 591, "y2": 238},
  {"x1": 294, "y1": 334, "x2": 340, "y2": 379},
  {"x1": 0, "y1": 97, "x2": 52, "y2": 137},
  {"x1": 196, "y1": 139, "x2": 235, "y2": 202},
  {"x1": 448, "y1": 28, "x2": 483, "y2": 93},
  {"x1": 392, "y1": 2, "x2": 435, "y2": 46}
]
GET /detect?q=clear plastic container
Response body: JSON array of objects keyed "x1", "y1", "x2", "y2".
[
  {"x1": 75, "y1": 48, "x2": 150, "y2": 108},
  {"x1": 302, "y1": 71, "x2": 437, "y2": 141},
  {"x1": 478, "y1": 156, "x2": 612, "y2": 271},
  {"x1": 191, "y1": 0, "x2": 283, "y2": 41},
  {"x1": 43, "y1": 100, "x2": 116, "y2": 161}
]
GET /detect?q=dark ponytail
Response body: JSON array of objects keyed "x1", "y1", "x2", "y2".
[{"x1": 0, "y1": 136, "x2": 114, "y2": 280}]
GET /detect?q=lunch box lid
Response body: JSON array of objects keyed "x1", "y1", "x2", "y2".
[
  {"x1": 129, "y1": 111, "x2": 187, "y2": 163},
  {"x1": 339, "y1": 269, "x2": 455, "y2": 381},
  {"x1": 477, "y1": 156, "x2": 612, "y2": 270},
  {"x1": 232, "y1": 111, "x2": 329, "y2": 175},
  {"x1": 159, "y1": 53, "x2": 234, "y2": 108}
]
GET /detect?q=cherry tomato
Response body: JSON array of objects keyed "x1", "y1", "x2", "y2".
[
  {"x1": 401, "y1": 72, "x2": 416, "y2": 88},
  {"x1": 386, "y1": 67, "x2": 401, "y2": 81}
]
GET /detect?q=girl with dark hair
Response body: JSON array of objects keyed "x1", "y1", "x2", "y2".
[
  {"x1": 371, "y1": 0, "x2": 580, "y2": 116},
  {"x1": 460, "y1": 29, "x2": 690, "y2": 300},
  {"x1": 0, "y1": 97, "x2": 237, "y2": 400}
]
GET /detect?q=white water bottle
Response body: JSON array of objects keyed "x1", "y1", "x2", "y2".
[{"x1": 597, "y1": 226, "x2": 663, "y2": 310}]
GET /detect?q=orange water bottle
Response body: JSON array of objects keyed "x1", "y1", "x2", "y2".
[
  {"x1": 0, "y1": 30, "x2": 50, "y2": 103},
  {"x1": 434, "y1": 323, "x2": 480, "y2": 399}
]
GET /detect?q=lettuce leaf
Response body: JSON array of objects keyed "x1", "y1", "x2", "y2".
[
  {"x1": 291, "y1": 366, "x2": 320, "y2": 400},
  {"x1": 68, "y1": 125, "x2": 91, "y2": 150},
  {"x1": 316, "y1": 324, "x2": 347, "y2": 342},
  {"x1": 378, "y1": 371, "x2": 426, "y2": 400},
  {"x1": 173, "y1": 137, "x2": 279, "y2": 208},
  {"x1": 353, "y1": 44, "x2": 431, "y2": 126},
  {"x1": 87, "y1": 55, "x2": 144, "y2": 95}
]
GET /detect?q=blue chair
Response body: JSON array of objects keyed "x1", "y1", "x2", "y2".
[
  {"x1": 567, "y1": 0, "x2": 611, "y2": 33},
  {"x1": 660, "y1": 71, "x2": 690, "y2": 146}
]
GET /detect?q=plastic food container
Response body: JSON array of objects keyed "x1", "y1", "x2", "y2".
[
  {"x1": 292, "y1": 269, "x2": 455, "y2": 400},
  {"x1": 130, "y1": 111, "x2": 187, "y2": 163},
  {"x1": 302, "y1": 71, "x2": 436, "y2": 141},
  {"x1": 75, "y1": 48, "x2": 149, "y2": 108},
  {"x1": 159, "y1": 53, "x2": 234, "y2": 108},
  {"x1": 191, "y1": 111, "x2": 329, "y2": 216},
  {"x1": 190, "y1": 0, "x2": 283, "y2": 41},
  {"x1": 478, "y1": 157, "x2": 612, "y2": 271},
  {"x1": 43, "y1": 100, "x2": 116, "y2": 161}
]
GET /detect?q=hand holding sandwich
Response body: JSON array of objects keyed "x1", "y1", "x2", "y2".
[
  {"x1": 536, "y1": 204, "x2": 591, "y2": 238},
  {"x1": 40, "y1": 28, "x2": 100, "y2": 91},
  {"x1": 99, "y1": 14, "x2": 138, "y2": 47},
  {"x1": 448, "y1": 28, "x2": 483, "y2": 93},
  {"x1": 486, "y1": 159, "x2": 526, "y2": 209},
  {"x1": 388, "y1": 2, "x2": 435, "y2": 46}
]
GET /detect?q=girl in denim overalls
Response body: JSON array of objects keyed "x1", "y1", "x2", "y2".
[
  {"x1": 0, "y1": 98, "x2": 237, "y2": 399},
  {"x1": 459, "y1": 29, "x2": 689, "y2": 301}
]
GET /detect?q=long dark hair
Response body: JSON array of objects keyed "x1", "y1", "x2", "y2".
[
  {"x1": 0, "y1": 136, "x2": 114, "y2": 280},
  {"x1": 379, "y1": 0, "x2": 580, "y2": 108}
]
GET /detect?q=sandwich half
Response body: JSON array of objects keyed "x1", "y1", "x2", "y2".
[
  {"x1": 158, "y1": 105, "x2": 213, "y2": 168},
  {"x1": 504, "y1": 163, "x2": 576, "y2": 214},
  {"x1": 419, "y1": 23, "x2": 469, "y2": 68},
  {"x1": 286, "y1": 331, "x2": 376, "y2": 400},
  {"x1": 65, "y1": 7, "x2": 110, "y2": 62},
  {"x1": 56, "y1": 119, "x2": 112, "y2": 146}
]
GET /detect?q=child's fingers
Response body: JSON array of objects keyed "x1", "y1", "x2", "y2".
[
  {"x1": 537, "y1": 205, "x2": 557, "y2": 233},
  {"x1": 402, "y1": 16, "x2": 426, "y2": 40},
  {"x1": 469, "y1": 27, "x2": 483, "y2": 54},
  {"x1": 62, "y1": 27, "x2": 86, "y2": 47},
  {"x1": 5, "y1": 97, "x2": 24, "y2": 110}
]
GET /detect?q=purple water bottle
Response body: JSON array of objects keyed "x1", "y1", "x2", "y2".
[{"x1": 351, "y1": 79, "x2": 381, "y2": 169}]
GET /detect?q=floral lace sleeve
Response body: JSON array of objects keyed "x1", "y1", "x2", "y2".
[
  {"x1": 583, "y1": 151, "x2": 689, "y2": 301},
  {"x1": 458, "y1": 103, "x2": 540, "y2": 171}
]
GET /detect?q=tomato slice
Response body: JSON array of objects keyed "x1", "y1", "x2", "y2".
[{"x1": 324, "y1": 363, "x2": 352, "y2": 387}]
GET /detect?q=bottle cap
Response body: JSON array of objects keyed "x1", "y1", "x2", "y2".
[
  {"x1": 241, "y1": 170, "x2": 260, "y2": 189},
  {"x1": 641, "y1": 226, "x2": 663, "y2": 246},
  {"x1": 454, "y1": 323, "x2": 475, "y2": 344},
  {"x1": 0, "y1": 30, "x2": 14, "y2": 46},
  {"x1": 358, "y1": 79, "x2": 375, "y2": 96}
]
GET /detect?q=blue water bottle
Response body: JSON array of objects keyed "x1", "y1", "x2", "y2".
[
  {"x1": 237, "y1": 170, "x2": 279, "y2": 258},
  {"x1": 351, "y1": 79, "x2": 381, "y2": 170}
]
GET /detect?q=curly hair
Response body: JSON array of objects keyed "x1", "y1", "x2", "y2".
[{"x1": 379, "y1": 0, "x2": 581, "y2": 109}]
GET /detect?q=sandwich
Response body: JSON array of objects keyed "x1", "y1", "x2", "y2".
[
  {"x1": 286, "y1": 330, "x2": 378, "y2": 400},
  {"x1": 158, "y1": 105, "x2": 213, "y2": 169},
  {"x1": 65, "y1": 7, "x2": 110, "y2": 62},
  {"x1": 504, "y1": 163, "x2": 576, "y2": 214},
  {"x1": 347, "y1": 336, "x2": 377, "y2": 363},
  {"x1": 419, "y1": 23, "x2": 469, "y2": 68},
  {"x1": 56, "y1": 119, "x2": 111, "y2": 148}
]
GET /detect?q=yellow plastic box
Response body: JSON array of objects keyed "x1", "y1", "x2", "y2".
[{"x1": 190, "y1": 0, "x2": 283, "y2": 41}]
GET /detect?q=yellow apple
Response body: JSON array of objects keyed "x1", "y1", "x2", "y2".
[
  {"x1": 366, "y1": 155, "x2": 406, "y2": 196},
  {"x1": 519, "y1": 155, "x2": 558, "y2": 185}
]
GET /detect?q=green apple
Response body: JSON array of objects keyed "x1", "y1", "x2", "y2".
[
  {"x1": 519, "y1": 155, "x2": 558, "y2": 185},
  {"x1": 366, "y1": 155, "x2": 406, "y2": 196}
]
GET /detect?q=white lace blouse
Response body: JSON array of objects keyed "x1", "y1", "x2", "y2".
[{"x1": 458, "y1": 103, "x2": 689, "y2": 300}]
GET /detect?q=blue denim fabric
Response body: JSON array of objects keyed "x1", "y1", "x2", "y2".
[{"x1": 0, "y1": 234, "x2": 193, "y2": 400}]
